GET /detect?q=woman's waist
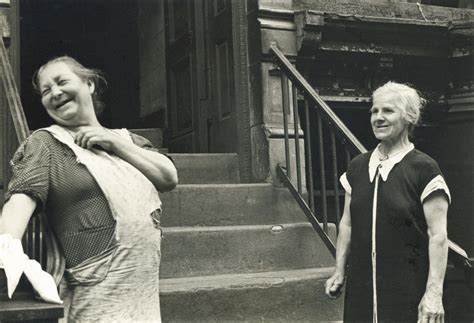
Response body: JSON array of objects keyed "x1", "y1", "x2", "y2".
[
  {"x1": 349, "y1": 242, "x2": 428, "y2": 259},
  {"x1": 64, "y1": 234, "x2": 161, "y2": 286},
  {"x1": 55, "y1": 209, "x2": 161, "y2": 268}
]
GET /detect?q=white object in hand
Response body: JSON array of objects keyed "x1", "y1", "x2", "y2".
[
  {"x1": 0, "y1": 233, "x2": 62, "y2": 304},
  {"x1": 0, "y1": 233, "x2": 27, "y2": 298}
]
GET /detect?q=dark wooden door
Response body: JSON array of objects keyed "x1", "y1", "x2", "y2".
[
  {"x1": 205, "y1": 0, "x2": 237, "y2": 152},
  {"x1": 165, "y1": 0, "x2": 237, "y2": 153},
  {"x1": 166, "y1": 0, "x2": 199, "y2": 152}
]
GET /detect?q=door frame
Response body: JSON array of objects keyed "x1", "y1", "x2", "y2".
[
  {"x1": 1, "y1": 0, "x2": 21, "y2": 195},
  {"x1": 230, "y1": 0, "x2": 252, "y2": 182}
]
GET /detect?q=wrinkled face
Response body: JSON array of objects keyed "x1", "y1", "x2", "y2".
[
  {"x1": 38, "y1": 62, "x2": 96, "y2": 127},
  {"x1": 370, "y1": 94, "x2": 409, "y2": 143}
]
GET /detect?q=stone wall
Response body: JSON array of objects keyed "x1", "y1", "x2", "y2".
[
  {"x1": 137, "y1": 0, "x2": 167, "y2": 129},
  {"x1": 425, "y1": 90, "x2": 474, "y2": 255}
]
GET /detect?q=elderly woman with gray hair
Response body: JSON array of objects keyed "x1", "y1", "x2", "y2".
[{"x1": 325, "y1": 82, "x2": 450, "y2": 322}]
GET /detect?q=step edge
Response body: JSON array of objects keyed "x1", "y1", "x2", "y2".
[
  {"x1": 166, "y1": 183, "x2": 272, "y2": 189},
  {"x1": 162, "y1": 222, "x2": 335, "y2": 233},
  {"x1": 169, "y1": 153, "x2": 238, "y2": 157},
  {"x1": 160, "y1": 267, "x2": 335, "y2": 293}
]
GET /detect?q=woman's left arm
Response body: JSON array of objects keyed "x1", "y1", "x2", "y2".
[
  {"x1": 74, "y1": 127, "x2": 178, "y2": 192},
  {"x1": 418, "y1": 190, "x2": 449, "y2": 322}
]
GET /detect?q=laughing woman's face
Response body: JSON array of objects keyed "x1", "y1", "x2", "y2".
[{"x1": 38, "y1": 62, "x2": 96, "y2": 127}]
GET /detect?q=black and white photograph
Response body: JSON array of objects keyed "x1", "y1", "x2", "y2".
[{"x1": 0, "y1": 0, "x2": 473, "y2": 322}]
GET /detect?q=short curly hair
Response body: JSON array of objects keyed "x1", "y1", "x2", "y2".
[{"x1": 372, "y1": 81, "x2": 426, "y2": 133}]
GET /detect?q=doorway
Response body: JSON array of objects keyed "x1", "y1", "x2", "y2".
[
  {"x1": 165, "y1": 0, "x2": 238, "y2": 153},
  {"x1": 17, "y1": 0, "x2": 239, "y2": 153},
  {"x1": 19, "y1": 0, "x2": 140, "y2": 131}
]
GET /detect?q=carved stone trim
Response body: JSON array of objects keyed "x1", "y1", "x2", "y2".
[
  {"x1": 447, "y1": 90, "x2": 474, "y2": 113},
  {"x1": 264, "y1": 125, "x2": 304, "y2": 138},
  {"x1": 449, "y1": 20, "x2": 474, "y2": 57},
  {"x1": 294, "y1": 11, "x2": 323, "y2": 52},
  {"x1": 0, "y1": 13, "x2": 9, "y2": 38},
  {"x1": 296, "y1": 10, "x2": 452, "y2": 57},
  {"x1": 231, "y1": 0, "x2": 252, "y2": 182}
]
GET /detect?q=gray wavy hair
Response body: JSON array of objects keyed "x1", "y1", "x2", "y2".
[
  {"x1": 372, "y1": 81, "x2": 426, "y2": 133},
  {"x1": 32, "y1": 56, "x2": 107, "y2": 115}
]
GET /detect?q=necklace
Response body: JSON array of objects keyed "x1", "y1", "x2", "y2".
[{"x1": 377, "y1": 145, "x2": 409, "y2": 161}]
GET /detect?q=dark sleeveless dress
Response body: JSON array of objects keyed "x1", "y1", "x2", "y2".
[{"x1": 344, "y1": 149, "x2": 447, "y2": 322}]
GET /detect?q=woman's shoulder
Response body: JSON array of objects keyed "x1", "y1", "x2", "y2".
[
  {"x1": 10, "y1": 129, "x2": 61, "y2": 168},
  {"x1": 406, "y1": 149, "x2": 439, "y2": 168},
  {"x1": 29, "y1": 128, "x2": 57, "y2": 141},
  {"x1": 14, "y1": 128, "x2": 69, "y2": 160},
  {"x1": 404, "y1": 149, "x2": 445, "y2": 183},
  {"x1": 345, "y1": 150, "x2": 372, "y2": 179},
  {"x1": 27, "y1": 129, "x2": 64, "y2": 151},
  {"x1": 350, "y1": 150, "x2": 373, "y2": 166}
]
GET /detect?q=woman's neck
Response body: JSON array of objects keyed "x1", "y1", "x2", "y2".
[
  {"x1": 378, "y1": 137, "x2": 411, "y2": 157},
  {"x1": 61, "y1": 120, "x2": 102, "y2": 133}
]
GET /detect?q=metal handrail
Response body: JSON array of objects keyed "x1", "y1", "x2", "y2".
[
  {"x1": 269, "y1": 43, "x2": 367, "y2": 156},
  {"x1": 276, "y1": 165, "x2": 336, "y2": 257},
  {"x1": 270, "y1": 43, "x2": 367, "y2": 258},
  {"x1": 0, "y1": 33, "x2": 28, "y2": 142}
]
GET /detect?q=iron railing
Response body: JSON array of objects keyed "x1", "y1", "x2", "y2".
[{"x1": 270, "y1": 42, "x2": 368, "y2": 258}]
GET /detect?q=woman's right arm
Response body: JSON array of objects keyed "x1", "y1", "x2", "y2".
[
  {"x1": 324, "y1": 192, "x2": 352, "y2": 299},
  {"x1": 0, "y1": 193, "x2": 37, "y2": 239}
]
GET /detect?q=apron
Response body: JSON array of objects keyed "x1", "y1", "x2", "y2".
[{"x1": 44, "y1": 125, "x2": 162, "y2": 322}]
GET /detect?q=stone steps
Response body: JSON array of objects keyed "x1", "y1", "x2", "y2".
[
  {"x1": 169, "y1": 153, "x2": 240, "y2": 184},
  {"x1": 160, "y1": 268, "x2": 344, "y2": 322},
  {"x1": 160, "y1": 184, "x2": 309, "y2": 227},
  {"x1": 157, "y1": 152, "x2": 342, "y2": 320},
  {"x1": 161, "y1": 222, "x2": 336, "y2": 279}
]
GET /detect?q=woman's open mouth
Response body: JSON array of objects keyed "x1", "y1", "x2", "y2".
[{"x1": 56, "y1": 99, "x2": 72, "y2": 109}]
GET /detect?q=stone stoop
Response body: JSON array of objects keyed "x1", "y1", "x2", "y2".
[
  {"x1": 160, "y1": 268, "x2": 344, "y2": 322},
  {"x1": 168, "y1": 153, "x2": 240, "y2": 184},
  {"x1": 160, "y1": 223, "x2": 336, "y2": 279},
  {"x1": 159, "y1": 153, "x2": 343, "y2": 321}
]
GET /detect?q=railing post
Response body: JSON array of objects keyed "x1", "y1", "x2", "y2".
[
  {"x1": 304, "y1": 100, "x2": 315, "y2": 213},
  {"x1": 281, "y1": 73, "x2": 291, "y2": 179},
  {"x1": 345, "y1": 147, "x2": 351, "y2": 170},
  {"x1": 316, "y1": 112, "x2": 328, "y2": 233},
  {"x1": 330, "y1": 129, "x2": 341, "y2": 228},
  {"x1": 292, "y1": 84, "x2": 302, "y2": 194}
]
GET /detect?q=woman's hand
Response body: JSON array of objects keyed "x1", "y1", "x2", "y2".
[
  {"x1": 73, "y1": 126, "x2": 122, "y2": 152},
  {"x1": 418, "y1": 284, "x2": 444, "y2": 323},
  {"x1": 324, "y1": 192, "x2": 351, "y2": 300},
  {"x1": 324, "y1": 271, "x2": 345, "y2": 299},
  {"x1": 71, "y1": 126, "x2": 178, "y2": 191}
]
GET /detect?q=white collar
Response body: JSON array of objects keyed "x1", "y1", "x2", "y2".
[{"x1": 369, "y1": 143, "x2": 415, "y2": 182}]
